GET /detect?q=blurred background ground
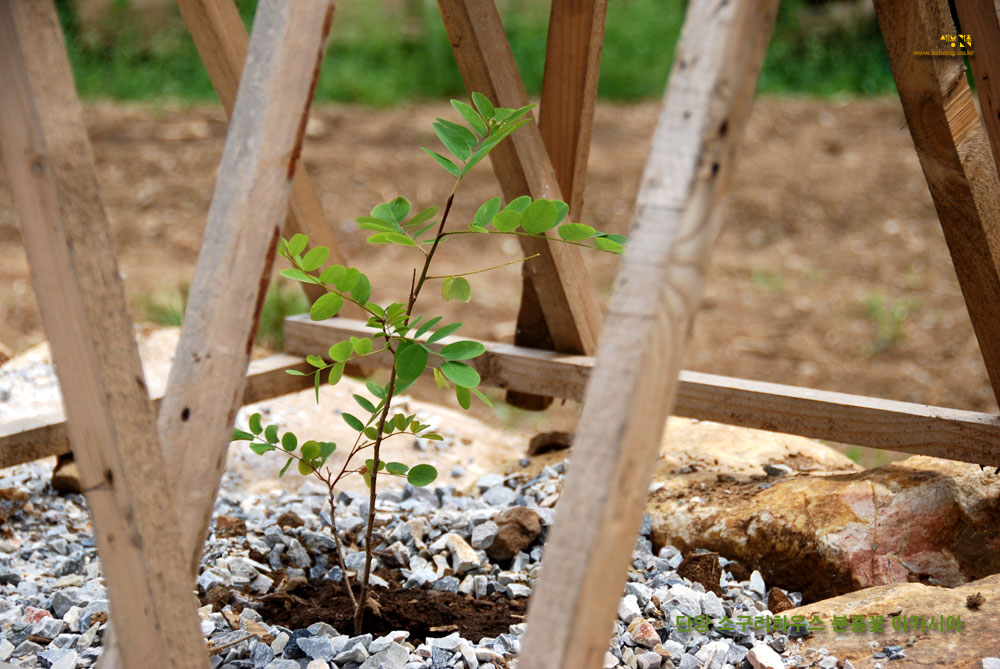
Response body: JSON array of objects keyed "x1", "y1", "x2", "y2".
[{"x1": 0, "y1": 0, "x2": 993, "y2": 469}]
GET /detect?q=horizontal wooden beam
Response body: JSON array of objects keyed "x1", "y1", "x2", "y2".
[
  {"x1": 285, "y1": 316, "x2": 1000, "y2": 467},
  {"x1": 0, "y1": 354, "x2": 313, "y2": 469}
]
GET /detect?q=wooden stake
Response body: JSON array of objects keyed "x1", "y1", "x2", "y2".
[
  {"x1": 0, "y1": 1, "x2": 206, "y2": 665},
  {"x1": 438, "y1": 0, "x2": 603, "y2": 358},
  {"x1": 508, "y1": 0, "x2": 608, "y2": 410},
  {"x1": 518, "y1": 1, "x2": 778, "y2": 666},
  {"x1": 175, "y1": 0, "x2": 345, "y2": 305},
  {"x1": 954, "y1": 2, "x2": 1000, "y2": 197},
  {"x1": 875, "y1": 0, "x2": 1000, "y2": 408},
  {"x1": 157, "y1": 0, "x2": 335, "y2": 576}
]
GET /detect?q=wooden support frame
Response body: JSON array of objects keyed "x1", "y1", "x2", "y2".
[{"x1": 0, "y1": 1, "x2": 206, "y2": 665}]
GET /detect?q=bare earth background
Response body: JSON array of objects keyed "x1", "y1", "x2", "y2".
[{"x1": 0, "y1": 97, "x2": 993, "y2": 465}]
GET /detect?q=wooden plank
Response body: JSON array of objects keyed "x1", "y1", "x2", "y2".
[
  {"x1": 875, "y1": 0, "x2": 1000, "y2": 407},
  {"x1": 0, "y1": 354, "x2": 313, "y2": 469},
  {"x1": 508, "y1": 0, "x2": 608, "y2": 410},
  {"x1": 519, "y1": 0, "x2": 778, "y2": 666},
  {"x1": 437, "y1": 0, "x2": 603, "y2": 357},
  {"x1": 175, "y1": 0, "x2": 345, "y2": 305},
  {"x1": 955, "y1": 2, "x2": 1000, "y2": 187},
  {"x1": 0, "y1": 1, "x2": 207, "y2": 666},
  {"x1": 157, "y1": 0, "x2": 335, "y2": 577},
  {"x1": 285, "y1": 316, "x2": 1000, "y2": 465}
]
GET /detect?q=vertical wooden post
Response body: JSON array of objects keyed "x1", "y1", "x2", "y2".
[
  {"x1": 175, "y1": 0, "x2": 345, "y2": 304},
  {"x1": 0, "y1": 1, "x2": 206, "y2": 666},
  {"x1": 508, "y1": 0, "x2": 608, "y2": 410},
  {"x1": 518, "y1": 1, "x2": 778, "y2": 666},
  {"x1": 157, "y1": 0, "x2": 335, "y2": 576},
  {"x1": 875, "y1": 0, "x2": 1000, "y2": 407},
  {"x1": 438, "y1": 0, "x2": 603, "y2": 358},
  {"x1": 954, "y1": 2, "x2": 1000, "y2": 190}
]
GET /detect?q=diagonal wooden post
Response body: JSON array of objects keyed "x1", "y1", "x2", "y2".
[
  {"x1": 507, "y1": 0, "x2": 608, "y2": 410},
  {"x1": 175, "y1": 0, "x2": 347, "y2": 306},
  {"x1": 157, "y1": 0, "x2": 336, "y2": 577},
  {"x1": 875, "y1": 0, "x2": 1000, "y2": 408},
  {"x1": 438, "y1": 0, "x2": 603, "y2": 359},
  {"x1": 0, "y1": 1, "x2": 207, "y2": 665},
  {"x1": 518, "y1": 1, "x2": 778, "y2": 666}
]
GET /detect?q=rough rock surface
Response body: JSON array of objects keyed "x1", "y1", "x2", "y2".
[
  {"x1": 486, "y1": 507, "x2": 542, "y2": 563},
  {"x1": 648, "y1": 453, "x2": 1000, "y2": 601},
  {"x1": 783, "y1": 574, "x2": 1000, "y2": 668}
]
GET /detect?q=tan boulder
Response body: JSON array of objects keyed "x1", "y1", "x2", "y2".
[
  {"x1": 782, "y1": 574, "x2": 1000, "y2": 668},
  {"x1": 648, "y1": 455, "x2": 1000, "y2": 601}
]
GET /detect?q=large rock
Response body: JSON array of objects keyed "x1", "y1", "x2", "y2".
[
  {"x1": 782, "y1": 574, "x2": 1000, "y2": 668},
  {"x1": 648, "y1": 454, "x2": 1000, "y2": 601}
]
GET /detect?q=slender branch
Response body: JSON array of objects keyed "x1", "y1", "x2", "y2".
[
  {"x1": 326, "y1": 494, "x2": 358, "y2": 610},
  {"x1": 439, "y1": 228, "x2": 617, "y2": 252},
  {"x1": 425, "y1": 254, "x2": 540, "y2": 279}
]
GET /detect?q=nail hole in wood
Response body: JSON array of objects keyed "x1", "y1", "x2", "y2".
[{"x1": 181, "y1": 407, "x2": 191, "y2": 421}]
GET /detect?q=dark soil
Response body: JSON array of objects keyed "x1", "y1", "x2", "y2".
[
  {"x1": 254, "y1": 570, "x2": 527, "y2": 644},
  {"x1": 677, "y1": 552, "x2": 722, "y2": 596}
]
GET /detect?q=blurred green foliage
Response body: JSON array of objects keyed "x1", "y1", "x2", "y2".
[{"x1": 55, "y1": 0, "x2": 895, "y2": 104}]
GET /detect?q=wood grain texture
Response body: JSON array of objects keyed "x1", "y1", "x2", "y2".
[
  {"x1": 507, "y1": 0, "x2": 607, "y2": 410},
  {"x1": 176, "y1": 0, "x2": 345, "y2": 304},
  {"x1": 0, "y1": 1, "x2": 207, "y2": 665},
  {"x1": 955, "y1": 2, "x2": 1000, "y2": 197},
  {"x1": 437, "y1": 0, "x2": 602, "y2": 357},
  {"x1": 157, "y1": 0, "x2": 334, "y2": 577},
  {"x1": 285, "y1": 316, "x2": 1000, "y2": 465},
  {"x1": 518, "y1": 1, "x2": 778, "y2": 666},
  {"x1": 875, "y1": 0, "x2": 1000, "y2": 407},
  {"x1": 0, "y1": 354, "x2": 314, "y2": 469}
]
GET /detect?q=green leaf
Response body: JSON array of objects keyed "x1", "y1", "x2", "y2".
[
  {"x1": 455, "y1": 385, "x2": 471, "y2": 409},
  {"x1": 557, "y1": 223, "x2": 596, "y2": 241},
  {"x1": 427, "y1": 322, "x2": 463, "y2": 344},
  {"x1": 281, "y1": 432, "x2": 297, "y2": 452},
  {"x1": 264, "y1": 424, "x2": 279, "y2": 444},
  {"x1": 314, "y1": 370, "x2": 321, "y2": 403},
  {"x1": 301, "y1": 440, "x2": 320, "y2": 460},
  {"x1": 605, "y1": 234, "x2": 627, "y2": 244},
  {"x1": 319, "y1": 442, "x2": 336, "y2": 460},
  {"x1": 280, "y1": 268, "x2": 315, "y2": 284},
  {"x1": 392, "y1": 413, "x2": 409, "y2": 431},
  {"x1": 472, "y1": 92, "x2": 496, "y2": 121},
  {"x1": 232, "y1": 429, "x2": 255, "y2": 441},
  {"x1": 338, "y1": 268, "x2": 361, "y2": 292},
  {"x1": 422, "y1": 432, "x2": 444, "y2": 441},
  {"x1": 439, "y1": 340, "x2": 486, "y2": 360},
  {"x1": 407, "y1": 463, "x2": 438, "y2": 487},
  {"x1": 301, "y1": 246, "x2": 329, "y2": 272},
  {"x1": 307, "y1": 354, "x2": 326, "y2": 368},
  {"x1": 310, "y1": 293, "x2": 343, "y2": 321},
  {"x1": 521, "y1": 199, "x2": 559, "y2": 234},
  {"x1": 414, "y1": 315, "x2": 443, "y2": 339},
  {"x1": 286, "y1": 233, "x2": 309, "y2": 257},
  {"x1": 363, "y1": 426, "x2": 379, "y2": 440},
  {"x1": 473, "y1": 197, "x2": 501, "y2": 229},
  {"x1": 279, "y1": 456, "x2": 294, "y2": 478},
  {"x1": 441, "y1": 276, "x2": 472, "y2": 302},
  {"x1": 432, "y1": 367, "x2": 449, "y2": 389},
  {"x1": 351, "y1": 273, "x2": 372, "y2": 303},
  {"x1": 421, "y1": 148, "x2": 460, "y2": 176},
  {"x1": 367, "y1": 232, "x2": 416, "y2": 247},
  {"x1": 452, "y1": 99, "x2": 488, "y2": 136},
  {"x1": 436, "y1": 118, "x2": 477, "y2": 154},
  {"x1": 343, "y1": 413, "x2": 365, "y2": 432},
  {"x1": 365, "y1": 458, "x2": 386, "y2": 472},
  {"x1": 351, "y1": 337, "x2": 373, "y2": 355},
  {"x1": 250, "y1": 442, "x2": 274, "y2": 455},
  {"x1": 594, "y1": 237, "x2": 625, "y2": 253},
  {"x1": 285, "y1": 369, "x2": 306, "y2": 376},
  {"x1": 472, "y1": 387, "x2": 494, "y2": 407},
  {"x1": 441, "y1": 361, "x2": 481, "y2": 388},
  {"x1": 329, "y1": 340, "x2": 354, "y2": 362},
  {"x1": 328, "y1": 361, "x2": 345, "y2": 385},
  {"x1": 411, "y1": 221, "x2": 437, "y2": 240},
  {"x1": 554, "y1": 200, "x2": 570, "y2": 224},
  {"x1": 319, "y1": 265, "x2": 345, "y2": 285},
  {"x1": 371, "y1": 197, "x2": 410, "y2": 224},
  {"x1": 406, "y1": 206, "x2": 438, "y2": 229},
  {"x1": 249, "y1": 413, "x2": 263, "y2": 435},
  {"x1": 386, "y1": 462, "x2": 409, "y2": 475},
  {"x1": 395, "y1": 341, "x2": 429, "y2": 385},
  {"x1": 356, "y1": 217, "x2": 398, "y2": 233},
  {"x1": 354, "y1": 394, "x2": 376, "y2": 413},
  {"x1": 505, "y1": 195, "x2": 532, "y2": 213},
  {"x1": 298, "y1": 460, "x2": 315, "y2": 476},
  {"x1": 366, "y1": 381, "x2": 386, "y2": 399},
  {"x1": 433, "y1": 120, "x2": 472, "y2": 161},
  {"x1": 492, "y1": 210, "x2": 522, "y2": 232}
]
